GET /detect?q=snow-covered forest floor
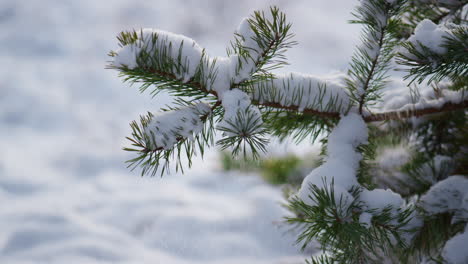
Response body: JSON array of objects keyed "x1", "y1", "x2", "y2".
[{"x1": 0, "y1": 0, "x2": 359, "y2": 263}]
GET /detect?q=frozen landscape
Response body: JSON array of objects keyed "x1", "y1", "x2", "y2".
[{"x1": 0, "y1": 0, "x2": 361, "y2": 263}]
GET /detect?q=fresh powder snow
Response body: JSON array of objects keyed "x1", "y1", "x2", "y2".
[
  {"x1": 113, "y1": 29, "x2": 205, "y2": 82},
  {"x1": 442, "y1": 225, "x2": 468, "y2": 264},
  {"x1": 144, "y1": 103, "x2": 211, "y2": 150},
  {"x1": 251, "y1": 72, "x2": 350, "y2": 113},
  {"x1": 297, "y1": 113, "x2": 368, "y2": 208},
  {"x1": 403, "y1": 19, "x2": 451, "y2": 56},
  {"x1": 420, "y1": 175, "x2": 468, "y2": 223}
]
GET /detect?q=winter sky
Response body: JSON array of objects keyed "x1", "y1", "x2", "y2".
[{"x1": 0, "y1": 1, "x2": 360, "y2": 263}]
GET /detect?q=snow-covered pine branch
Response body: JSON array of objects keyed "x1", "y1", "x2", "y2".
[
  {"x1": 418, "y1": 175, "x2": 468, "y2": 263},
  {"x1": 290, "y1": 113, "x2": 419, "y2": 263},
  {"x1": 364, "y1": 80, "x2": 468, "y2": 121},
  {"x1": 109, "y1": 1, "x2": 468, "y2": 263},
  {"x1": 110, "y1": 7, "x2": 298, "y2": 174},
  {"x1": 347, "y1": 0, "x2": 407, "y2": 114},
  {"x1": 249, "y1": 72, "x2": 350, "y2": 115},
  {"x1": 124, "y1": 102, "x2": 215, "y2": 176},
  {"x1": 143, "y1": 103, "x2": 211, "y2": 151},
  {"x1": 420, "y1": 175, "x2": 468, "y2": 223},
  {"x1": 297, "y1": 113, "x2": 368, "y2": 208},
  {"x1": 216, "y1": 89, "x2": 268, "y2": 158},
  {"x1": 405, "y1": 0, "x2": 467, "y2": 29},
  {"x1": 397, "y1": 19, "x2": 468, "y2": 84}
]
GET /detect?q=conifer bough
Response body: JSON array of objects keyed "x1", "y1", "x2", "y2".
[{"x1": 108, "y1": 0, "x2": 467, "y2": 263}]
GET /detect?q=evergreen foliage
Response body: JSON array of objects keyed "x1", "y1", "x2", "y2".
[{"x1": 108, "y1": 0, "x2": 467, "y2": 263}]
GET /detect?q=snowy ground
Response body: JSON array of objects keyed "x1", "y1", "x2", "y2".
[
  {"x1": 0, "y1": 169, "x2": 307, "y2": 264},
  {"x1": 0, "y1": 0, "x2": 359, "y2": 263}
]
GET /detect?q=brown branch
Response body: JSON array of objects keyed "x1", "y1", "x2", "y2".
[
  {"x1": 252, "y1": 100, "x2": 341, "y2": 120},
  {"x1": 251, "y1": 98, "x2": 467, "y2": 123},
  {"x1": 363, "y1": 99, "x2": 468, "y2": 122}
]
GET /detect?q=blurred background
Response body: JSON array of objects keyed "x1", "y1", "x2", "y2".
[{"x1": 0, "y1": 0, "x2": 360, "y2": 263}]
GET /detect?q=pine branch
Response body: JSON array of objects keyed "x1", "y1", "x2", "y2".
[
  {"x1": 416, "y1": 0, "x2": 467, "y2": 25},
  {"x1": 358, "y1": 27, "x2": 386, "y2": 115},
  {"x1": 121, "y1": 63, "x2": 467, "y2": 126},
  {"x1": 346, "y1": 0, "x2": 406, "y2": 114},
  {"x1": 363, "y1": 98, "x2": 468, "y2": 122},
  {"x1": 288, "y1": 180, "x2": 414, "y2": 264},
  {"x1": 120, "y1": 58, "x2": 468, "y2": 128},
  {"x1": 397, "y1": 24, "x2": 468, "y2": 84},
  {"x1": 232, "y1": 6, "x2": 297, "y2": 73},
  {"x1": 137, "y1": 101, "x2": 221, "y2": 154},
  {"x1": 124, "y1": 101, "x2": 220, "y2": 176},
  {"x1": 255, "y1": 100, "x2": 341, "y2": 119}
]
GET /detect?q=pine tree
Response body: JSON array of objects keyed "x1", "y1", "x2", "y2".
[{"x1": 107, "y1": 0, "x2": 467, "y2": 263}]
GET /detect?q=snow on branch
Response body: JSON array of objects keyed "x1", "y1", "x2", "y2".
[
  {"x1": 249, "y1": 72, "x2": 350, "y2": 114},
  {"x1": 109, "y1": 6, "x2": 295, "y2": 98},
  {"x1": 111, "y1": 28, "x2": 204, "y2": 83},
  {"x1": 228, "y1": 6, "x2": 296, "y2": 78},
  {"x1": 420, "y1": 175, "x2": 468, "y2": 263},
  {"x1": 124, "y1": 102, "x2": 215, "y2": 176},
  {"x1": 420, "y1": 175, "x2": 468, "y2": 222},
  {"x1": 298, "y1": 113, "x2": 368, "y2": 208},
  {"x1": 109, "y1": 3, "x2": 466, "y2": 178},
  {"x1": 217, "y1": 89, "x2": 268, "y2": 158},
  {"x1": 364, "y1": 98, "x2": 468, "y2": 122},
  {"x1": 397, "y1": 19, "x2": 468, "y2": 83},
  {"x1": 290, "y1": 113, "x2": 417, "y2": 260},
  {"x1": 364, "y1": 87, "x2": 468, "y2": 122},
  {"x1": 143, "y1": 103, "x2": 211, "y2": 150},
  {"x1": 402, "y1": 19, "x2": 452, "y2": 56},
  {"x1": 347, "y1": 0, "x2": 406, "y2": 114},
  {"x1": 442, "y1": 225, "x2": 468, "y2": 264}
]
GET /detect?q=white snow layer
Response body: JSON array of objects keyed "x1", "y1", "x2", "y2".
[
  {"x1": 359, "y1": 188, "x2": 404, "y2": 213},
  {"x1": 218, "y1": 89, "x2": 263, "y2": 137},
  {"x1": 232, "y1": 18, "x2": 262, "y2": 83},
  {"x1": 420, "y1": 175, "x2": 468, "y2": 223},
  {"x1": 144, "y1": 103, "x2": 211, "y2": 150},
  {"x1": 298, "y1": 113, "x2": 368, "y2": 208},
  {"x1": 403, "y1": 19, "x2": 451, "y2": 56},
  {"x1": 208, "y1": 20, "x2": 264, "y2": 138},
  {"x1": 251, "y1": 72, "x2": 350, "y2": 113},
  {"x1": 442, "y1": 225, "x2": 468, "y2": 264},
  {"x1": 111, "y1": 19, "x2": 261, "y2": 94},
  {"x1": 296, "y1": 113, "x2": 420, "y2": 235},
  {"x1": 204, "y1": 18, "x2": 263, "y2": 92},
  {"x1": 368, "y1": 77, "x2": 467, "y2": 114},
  {"x1": 359, "y1": 212, "x2": 373, "y2": 227},
  {"x1": 113, "y1": 29, "x2": 204, "y2": 82}
]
